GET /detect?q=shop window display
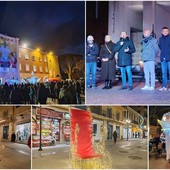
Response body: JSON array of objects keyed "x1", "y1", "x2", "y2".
[
  {"x1": 15, "y1": 123, "x2": 30, "y2": 143},
  {"x1": 32, "y1": 117, "x2": 60, "y2": 147},
  {"x1": 62, "y1": 121, "x2": 70, "y2": 144}
]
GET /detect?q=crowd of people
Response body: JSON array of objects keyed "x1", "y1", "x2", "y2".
[
  {"x1": 0, "y1": 79, "x2": 85, "y2": 104},
  {"x1": 86, "y1": 26, "x2": 170, "y2": 91}
]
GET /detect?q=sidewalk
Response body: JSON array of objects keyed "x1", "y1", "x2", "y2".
[
  {"x1": 0, "y1": 141, "x2": 31, "y2": 169},
  {"x1": 149, "y1": 150, "x2": 170, "y2": 169},
  {"x1": 86, "y1": 80, "x2": 170, "y2": 104}
]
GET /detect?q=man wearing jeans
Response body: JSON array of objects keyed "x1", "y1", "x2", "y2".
[
  {"x1": 159, "y1": 27, "x2": 170, "y2": 91},
  {"x1": 114, "y1": 32, "x2": 136, "y2": 90},
  {"x1": 141, "y1": 29, "x2": 159, "y2": 90},
  {"x1": 86, "y1": 35, "x2": 99, "y2": 89}
]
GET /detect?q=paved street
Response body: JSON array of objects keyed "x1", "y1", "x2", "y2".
[
  {"x1": 149, "y1": 150, "x2": 170, "y2": 169},
  {"x1": 86, "y1": 80, "x2": 170, "y2": 104},
  {"x1": 0, "y1": 141, "x2": 31, "y2": 169},
  {"x1": 106, "y1": 138, "x2": 147, "y2": 169},
  {"x1": 32, "y1": 138, "x2": 147, "y2": 169},
  {"x1": 32, "y1": 144, "x2": 71, "y2": 169}
]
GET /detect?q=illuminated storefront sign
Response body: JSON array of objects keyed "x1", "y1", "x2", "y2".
[{"x1": 36, "y1": 108, "x2": 63, "y2": 119}]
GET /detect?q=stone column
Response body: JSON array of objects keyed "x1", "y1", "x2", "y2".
[{"x1": 143, "y1": 1, "x2": 156, "y2": 31}]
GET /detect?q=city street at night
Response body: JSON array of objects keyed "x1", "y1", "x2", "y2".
[
  {"x1": 0, "y1": 141, "x2": 31, "y2": 169},
  {"x1": 32, "y1": 138, "x2": 147, "y2": 169},
  {"x1": 86, "y1": 80, "x2": 170, "y2": 104}
]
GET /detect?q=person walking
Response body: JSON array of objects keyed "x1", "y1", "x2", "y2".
[
  {"x1": 113, "y1": 131, "x2": 118, "y2": 144},
  {"x1": 100, "y1": 35, "x2": 116, "y2": 89},
  {"x1": 114, "y1": 32, "x2": 136, "y2": 90},
  {"x1": 141, "y1": 29, "x2": 159, "y2": 90},
  {"x1": 159, "y1": 27, "x2": 170, "y2": 91},
  {"x1": 11, "y1": 132, "x2": 16, "y2": 142},
  {"x1": 86, "y1": 35, "x2": 99, "y2": 89}
]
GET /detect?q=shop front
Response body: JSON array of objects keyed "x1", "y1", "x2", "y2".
[
  {"x1": 61, "y1": 121, "x2": 70, "y2": 144},
  {"x1": 15, "y1": 123, "x2": 30, "y2": 143},
  {"x1": 32, "y1": 107, "x2": 63, "y2": 147},
  {"x1": 116, "y1": 126, "x2": 120, "y2": 139},
  {"x1": 92, "y1": 119, "x2": 103, "y2": 142},
  {"x1": 107, "y1": 124, "x2": 113, "y2": 140},
  {"x1": 123, "y1": 125, "x2": 132, "y2": 139},
  {"x1": 132, "y1": 126, "x2": 141, "y2": 138},
  {"x1": 14, "y1": 112, "x2": 31, "y2": 144}
]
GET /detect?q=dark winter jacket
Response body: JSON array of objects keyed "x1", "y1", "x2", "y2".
[
  {"x1": 141, "y1": 36, "x2": 159, "y2": 62},
  {"x1": 159, "y1": 34, "x2": 170, "y2": 62},
  {"x1": 38, "y1": 84, "x2": 48, "y2": 104},
  {"x1": 100, "y1": 41, "x2": 116, "y2": 80},
  {"x1": 86, "y1": 42, "x2": 99, "y2": 63},
  {"x1": 114, "y1": 37, "x2": 136, "y2": 67}
]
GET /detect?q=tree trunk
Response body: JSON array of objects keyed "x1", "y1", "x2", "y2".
[{"x1": 68, "y1": 72, "x2": 72, "y2": 80}]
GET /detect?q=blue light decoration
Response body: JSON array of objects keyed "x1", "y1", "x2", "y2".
[
  {"x1": 158, "y1": 112, "x2": 170, "y2": 162},
  {"x1": 0, "y1": 40, "x2": 19, "y2": 84},
  {"x1": 22, "y1": 71, "x2": 40, "y2": 84}
]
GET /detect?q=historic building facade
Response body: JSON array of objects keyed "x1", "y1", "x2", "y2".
[
  {"x1": 0, "y1": 106, "x2": 31, "y2": 143},
  {"x1": 0, "y1": 33, "x2": 60, "y2": 83}
]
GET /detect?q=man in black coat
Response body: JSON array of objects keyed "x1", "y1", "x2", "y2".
[
  {"x1": 114, "y1": 32, "x2": 136, "y2": 90},
  {"x1": 113, "y1": 131, "x2": 117, "y2": 144},
  {"x1": 100, "y1": 35, "x2": 116, "y2": 89},
  {"x1": 159, "y1": 27, "x2": 170, "y2": 91}
]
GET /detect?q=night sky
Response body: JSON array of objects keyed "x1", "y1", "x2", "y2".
[{"x1": 0, "y1": 1, "x2": 85, "y2": 56}]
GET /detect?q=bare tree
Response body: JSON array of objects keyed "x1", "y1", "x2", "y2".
[{"x1": 60, "y1": 55, "x2": 84, "y2": 79}]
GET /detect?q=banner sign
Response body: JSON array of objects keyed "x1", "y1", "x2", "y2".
[{"x1": 36, "y1": 107, "x2": 63, "y2": 119}]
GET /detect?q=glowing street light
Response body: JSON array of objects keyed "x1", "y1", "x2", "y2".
[
  {"x1": 23, "y1": 43, "x2": 28, "y2": 48},
  {"x1": 49, "y1": 52, "x2": 53, "y2": 55},
  {"x1": 36, "y1": 48, "x2": 40, "y2": 52}
]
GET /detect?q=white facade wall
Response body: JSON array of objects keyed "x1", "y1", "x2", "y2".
[
  {"x1": 108, "y1": 1, "x2": 143, "y2": 43},
  {"x1": 155, "y1": 4, "x2": 170, "y2": 40}
]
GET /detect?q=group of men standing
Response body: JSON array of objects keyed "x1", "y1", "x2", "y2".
[{"x1": 86, "y1": 27, "x2": 170, "y2": 91}]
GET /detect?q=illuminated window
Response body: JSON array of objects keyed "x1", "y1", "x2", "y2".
[
  {"x1": 45, "y1": 67, "x2": 48, "y2": 73},
  {"x1": 39, "y1": 56, "x2": 42, "y2": 62},
  {"x1": 32, "y1": 56, "x2": 35, "y2": 61},
  {"x1": 39, "y1": 66, "x2": 43, "y2": 72},
  {"x1": 19, "y1": 64, "x2": 22, "y2": 71},
  {"x1": 25, "y1": 54, "x2": 29, "y2": 60},
  {"x1": 44, "y1": 56, "x2": 47, "y2": 62},
  {"x1": 26, "y1": 64, "x2": 29, "y2": 71},
  {"x1": 33, "y1": 65, "x2": 36, "y2": 72}
]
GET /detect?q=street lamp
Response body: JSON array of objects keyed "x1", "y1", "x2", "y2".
[
  {"x1": 126, "y1": 120, "x2": 131, "y2": 141},
  {"x1": 36, "y1": 48, "x2": 40, "y2": 52},
  {"x1": 23, "y1": 43, "x2": 28, "y2": 48}
]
